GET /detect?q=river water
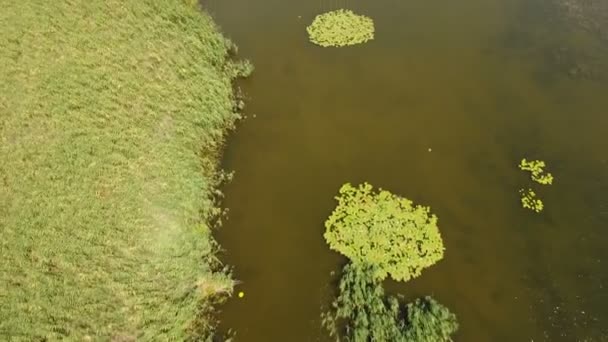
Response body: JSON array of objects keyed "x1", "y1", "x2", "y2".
[{"x1": 203, "y1": 0, "x2": 608, "y2": 340}]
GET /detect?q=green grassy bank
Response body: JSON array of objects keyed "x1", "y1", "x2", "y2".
[{"x1": 0, "y1": 1, "x2": 247, "y2": 340}]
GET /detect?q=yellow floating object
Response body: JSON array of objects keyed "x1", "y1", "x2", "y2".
[{"x1": 238, "y1": 291, "x2": 244, "y2": 298}]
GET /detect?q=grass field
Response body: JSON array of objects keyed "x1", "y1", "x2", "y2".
[{"x1": 0, "y1": 0, "x2": 247, "y2": 340}]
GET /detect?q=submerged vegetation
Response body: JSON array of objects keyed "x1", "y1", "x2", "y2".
[
  {"x1": 324, "y1": 183, "x2": 445, "y2": 282},
  {"x1": 1, "y1": 0, "x2": 248, "y2": 340},
  {"x1": 322, "y1": 183, "x2": 458, "y2": 341},
  {"x1": 307, "y1": 9, "x2": 375, "y2": 47},
  {"x1": 559, "y1": 0, "x2": 608, "y2": 41},
  {"x1": 322, "y1": 264, "x2": 458, "y2": 342},
  {"x1": 402, "y1": 297, "x2": 459, "y2": 342},
  {"x1": 322, "y1": 264, "x2": 404, "y2": 341}
]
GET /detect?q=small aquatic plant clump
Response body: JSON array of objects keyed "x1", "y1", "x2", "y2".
[
  {"x1": 324, "y1": 183, "x2": 445, "y2": 282},
  {"x1": 520, "y1": 188, "x2": 544, "y2": 212},
  {"x1": 307, "y1": 9, "x2": 375, "y2": 47},
  {"x1": 519, "y1": 158, "x2": 554, "y2": 185}
]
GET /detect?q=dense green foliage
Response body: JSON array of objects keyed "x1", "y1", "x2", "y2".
[
  {"x1": 0, "y1": 0, "x2": 246, "y2": 340},
  {"x1": 322, "y1": 264, "x2": 403, "y2": 341},
  {"x1": 402, "y1": 297, "x2": 459, "y2": 342},
  {"x1": 307, "y1": 9, "x2": 375, "y2": 47},
  {"x1": 322, "y1": 264, "x2": 458, "y2": 342},
  {"x1": 324, "y1": 183, "x2": 445, "y2": 282},
  {"x1": 519, "y1": 159, "x2": 554, "y2": 185}
]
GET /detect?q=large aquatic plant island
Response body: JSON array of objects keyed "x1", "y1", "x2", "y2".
[
  {"x1": 324, "y1": 183, "x2": 445, "y2": 282},
  {"x1": 322, "y1": 183, "x2": 459, "y2": 342}
]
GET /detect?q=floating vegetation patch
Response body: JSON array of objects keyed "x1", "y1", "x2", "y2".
[
  {"x1": 520, "y1": 188, "x2": 544, "y2": 213},
  {"x1": 324, "y1": 183, "x2": 445, "y2": 282},
  {"x1": 519, "y1": 158, "x2": 554, "y2": 185},
  {"x1": 306, "y1": 9, "x2": 375, "y2": 47}
]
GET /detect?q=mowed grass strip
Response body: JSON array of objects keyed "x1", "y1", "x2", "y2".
[{"x1": 0, "y1": 0, "x2": 245, "y2": 340}]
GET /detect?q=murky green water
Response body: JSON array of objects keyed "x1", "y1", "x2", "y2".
[{"x1": 204, "y1": 0, "x2": 608, "y2": 340}]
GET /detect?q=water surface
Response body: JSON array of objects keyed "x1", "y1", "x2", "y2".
[{"x1": 204, "y1": 0, "x2": 608, "y2": 340}]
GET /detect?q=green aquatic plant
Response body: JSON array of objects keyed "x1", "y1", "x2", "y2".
[
  {"x1": 324, "y1": 183, "x2": 445, "y2": 282},
  {"x1": 403, "y1": 297, "x2": 459, "y2": 342},
  {"x1": 307, "y1": 9, "x2": 375, "y2": 47},
  {"x1": 322, "y1": 263, "x2": 458, "y2": 342},
  {"x1": 520, "y1": 188, "x2": 544, "y2": 212},
  {"x1": 322, "y1": 184, "x2": 457, "y2": 341},
  {"x1": 519, "y1": 158, "x2": 554, "y2": 185},
  {"x1": 322, "y1": 263, "x2": 403, "y2": 341}
]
